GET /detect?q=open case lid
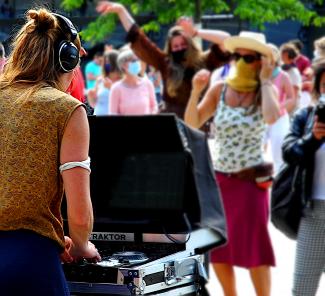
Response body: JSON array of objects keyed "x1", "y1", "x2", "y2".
[{"x1": 87, "y1": 114, "x2": 227, "y2": 249}]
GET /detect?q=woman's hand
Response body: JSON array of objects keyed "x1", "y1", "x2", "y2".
[
  {"x1": 313, "y1": 115, "x2": 325, "y2": 140},
  {"x1": 73, "y1": 241, "x2": 101, "y2": 263},
  {"x1": 60, "y1": 236, "x2": 101, "y2": 263},
  {"x1": 60, "y1": 236, "x2": 74, "y2": 263},
  {"x1": 96, "y1": 1, "x2": 134, "y2": 32},
  {"x1": 260, "y1": 55, "x2": 275, "y2": 82},
  {"x1": 96, "y1": 1, "x2": 124, "y2": 15},
  {"x1": 176, "y1": 16, "x2": 197, "y2": 37},
  {"x1": 192, "y1": 69, "x2": 211, "y2": 94}
]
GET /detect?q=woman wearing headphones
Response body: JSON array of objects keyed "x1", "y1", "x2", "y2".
[{"x1": 0, "y1": 8, "x2": 100, "y2": 295}]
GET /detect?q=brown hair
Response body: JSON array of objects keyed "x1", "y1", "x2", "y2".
[
  {"x1": 314, "y1": 36, "x2": 325, "y2": 58},
  {"x1": 164, "y1": 26, "x2": 203, "y2": 97},
  {"x1": 280, "y1": 43, "x2": 299, "y2": 60},
  {"x1": 312, "y1": 61, "x2": 325, "y2": 102},
  {"x1": 0, "y1": 8, "x2": 81, "y2": 99}
]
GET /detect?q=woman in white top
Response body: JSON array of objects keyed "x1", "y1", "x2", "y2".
[
  {"x1": 280, "y1": 43, "x2": 303, "y2": 108},
  {"x1": 88, "y1": 50, "x2": 121, "y2": 115},
  {"x1": 264, "y1": 44, "x2": 295, "y2": 173}
]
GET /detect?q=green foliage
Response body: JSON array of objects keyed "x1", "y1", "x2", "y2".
[
  {"x1": 61, "y1": 0, "x2": 325, "y2": 43},
  {"x1": 80, "y1": 15, "x2": 117, "y2": 43},
  {"x1": 233, "y1": 0, "x2": 318, "y2": 28},
  {"x1": 61, "y1": 0, "x2": 84, "y2": 11}
]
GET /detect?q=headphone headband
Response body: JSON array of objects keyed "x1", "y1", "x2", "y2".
[{"x1": 52, "y1": 13, "x2": 78, "y2": 41}]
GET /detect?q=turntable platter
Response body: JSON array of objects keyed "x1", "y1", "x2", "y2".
[{"x1": 110, "y1": 251, "x2": 149, "y2": 264}]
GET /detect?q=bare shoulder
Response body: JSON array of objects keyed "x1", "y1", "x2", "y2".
[{"x1": 68, "y1": 106, "x2": 88, "y2": 129}]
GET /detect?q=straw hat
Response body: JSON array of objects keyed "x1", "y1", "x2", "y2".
[{"x1": 224, "y1": 31, "x2": 273, "y2": 58}]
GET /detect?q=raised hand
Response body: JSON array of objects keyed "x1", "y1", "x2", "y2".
[
  {"x1": 313, "y1": 115, "x2": 325, "y2": 140},
  {"x1": 176, "y1": 16, "x2": 196, "y2": 37},
  {"x1": 96, "y1": 1, "x2": 134, "y2": 32},
  {"x1": 260, "y1": 55, "x2": 275, "y2": 82},
  {"x1": 96, "y1": 1, "x2": 124, "y2": 15},
  {"x1": 192, "y1": 69, "x2": 211, "y2": 94}
]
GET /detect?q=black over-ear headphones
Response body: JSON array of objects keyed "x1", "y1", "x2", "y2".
[{"x1": 52, "y1": 13, "x2": 80, "y2": 73}]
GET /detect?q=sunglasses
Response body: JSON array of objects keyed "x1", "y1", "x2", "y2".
[{"x1": 231, "y1": 52, "x2": 261, "y2": 64}]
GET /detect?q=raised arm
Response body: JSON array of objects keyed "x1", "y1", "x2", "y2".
[
  {"x1": 177, "y1": 17, "x2": 230, "y2": 50},
  {"x1": 97, "y1": 1, "x2": 167, "y2": 72},
  {"x1": 60, "y1": 106, "x2": 100, "y2": 261},
  {"x1": 184, "y1": 69, "x2": 221, "y2": 129},
  {"x1": 97, "y1": 1, "x2": 134, "y2": 32},
  {"x1": 259, "y1": 56, "x2": 281, "y2": 124}
]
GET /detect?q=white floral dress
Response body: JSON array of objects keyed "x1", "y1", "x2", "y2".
[{"x1": 213, "y1": 85, "x2": 266, "y2": 173}]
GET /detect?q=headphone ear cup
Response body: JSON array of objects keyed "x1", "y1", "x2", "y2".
[{"x1": 58, "y1": 41, "x2": 79, "y2": 73}]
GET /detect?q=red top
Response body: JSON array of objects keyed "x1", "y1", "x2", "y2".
[
  {"x1": 68, "y1": 67, "x2": 86, "y2": 103},
  {"x1": 295, "y1": 54, "x2": 311, "y2": 76}
]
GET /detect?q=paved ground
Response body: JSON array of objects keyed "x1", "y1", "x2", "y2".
[{"x1": 206, "y1": 223, "x2": 325, "y2": 295}]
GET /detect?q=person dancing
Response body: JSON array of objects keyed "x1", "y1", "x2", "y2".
[{"x1": 185, "y1": 32, "x2": 280, "y2": 296}]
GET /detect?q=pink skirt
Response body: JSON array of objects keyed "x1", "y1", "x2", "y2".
[{"x1": 210, "y1": 172, "x2": 276, "y2": 268}]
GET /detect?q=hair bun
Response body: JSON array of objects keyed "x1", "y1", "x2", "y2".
[{"x1": 27, "y1": 9, "x2": 56, "y2": 32}]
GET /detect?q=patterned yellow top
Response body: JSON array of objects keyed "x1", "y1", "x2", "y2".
[{"x1": 0, "y1": 85, "x2": 83, "y2": 249}]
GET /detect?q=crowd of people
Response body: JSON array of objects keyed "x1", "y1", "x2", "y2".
[{"x1": 1, "y1": 1, "x2": 325, "y2": 295}]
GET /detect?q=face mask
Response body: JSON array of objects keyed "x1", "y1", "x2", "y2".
[
  {"x1": 235, "y1": 58, "x2": 259, "y2": 78},
  {"x1": 127, "y1": 61, "x2": 141, "y2": 76},
  {"x1": 314, "y1": 50, "x2": 320, "y2": 59},
  {"x1": 272, "y1": 66, "x2": 281, "y2": 78},
  {"x1": 171, "y1": 49, "x2": 187, "y2": 63},
  {"x1": 226, "y1": 58, "x2": 259, "y2": 92},
  {"x1": 104, "y1": 63, "x2": 111, "y2": 73}
]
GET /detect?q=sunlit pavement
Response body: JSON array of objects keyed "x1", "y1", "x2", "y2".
[{"x1": 206, "y1": 223, "x2": 325, "y2": 296}]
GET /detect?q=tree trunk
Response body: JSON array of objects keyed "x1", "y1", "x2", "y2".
[{"x1": 194, "y1": 0, "x2": 201, "y2": 23}]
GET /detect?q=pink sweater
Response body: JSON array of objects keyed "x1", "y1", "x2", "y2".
[{"x1": 109, "y1": 77, "x2": 157, "y2": 115}]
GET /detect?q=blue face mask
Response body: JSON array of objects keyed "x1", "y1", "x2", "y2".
[
  {"x1": 127, "y1": 61, "x2": 141, "y2": 76},
  {"x1": 104, "y1": 63, "x2": 111, "y2": 73},
  {"x1": 272, "y1": 66, "x2": 281, "y2": 78}
]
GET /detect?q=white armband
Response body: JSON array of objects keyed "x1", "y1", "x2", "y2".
[{"x1": 59, "y1": 157, "x2": 91, "y2": 173}]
